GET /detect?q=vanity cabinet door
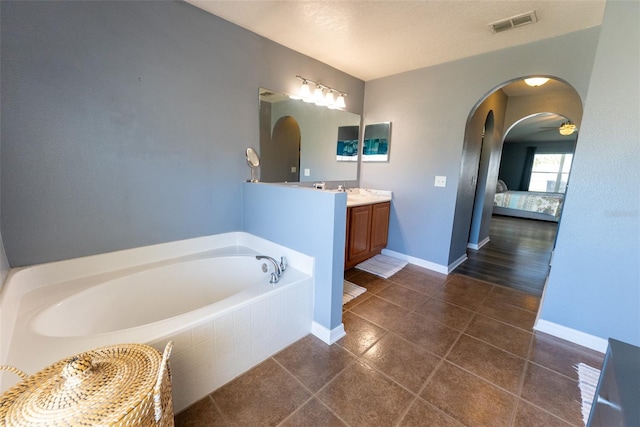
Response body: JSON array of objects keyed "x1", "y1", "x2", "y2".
[
  {"x1": 347, "y1": 205, "x2": 372, "y2": 265},
  {"x1": 370, "y1": 202, "x2": 390, "y2": 253},
  {"x1": 345, "y1": 202, "x2": 391, "y2": 269}
]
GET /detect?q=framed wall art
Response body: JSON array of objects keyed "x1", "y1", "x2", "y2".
[
  {"x1": 336, "y1": 125, "x2": 360, "y2": 162},
  {"x1": 362, "y1": 122, "x2": 391, "y2": 162}
]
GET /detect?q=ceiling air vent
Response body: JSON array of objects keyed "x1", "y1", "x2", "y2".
[{"x1": 489, "y1": 10, "x2": 538, "y2": 33}]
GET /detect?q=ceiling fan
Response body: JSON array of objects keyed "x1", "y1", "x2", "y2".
[{"x1": 539, "y1": 120, "x2": 578, "y2": 136}]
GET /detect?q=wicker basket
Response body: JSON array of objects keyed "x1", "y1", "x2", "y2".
[{"x1": 0, "y1": 341, "x2": 174, "y2": 426}]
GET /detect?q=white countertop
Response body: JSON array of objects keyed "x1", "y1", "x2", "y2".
[{"x1": 344, "y1": 188, "x2": 392, "y2": 207}]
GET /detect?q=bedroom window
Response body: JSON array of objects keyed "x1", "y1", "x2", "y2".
[{"x1": 528, "y1": 153, "x2": 573, "y2": 193}]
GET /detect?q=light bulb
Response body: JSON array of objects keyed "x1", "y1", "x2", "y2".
[
  {"x1": 335, "y1": 94, "x2": 346, "y2": 109},
  {"x1": 298, "y1": 81, "x2": 314, "y2": 102},
  {"x1": 524, "y1": 77, "x2": 550, "y2": 87},
  {"x1": 313, "y1": 86, "x2": 325, "y2": 105},
  {"x1": 324, "y1": 90, "x2": 335, "y2": 107}
]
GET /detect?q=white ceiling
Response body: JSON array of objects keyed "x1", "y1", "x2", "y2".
[
  {"x1": 186, "y1": 0, "x2": 605, "y2": 81},
  {"x1": 504, "y1": 111, "x2": 578, "y2": 143}
]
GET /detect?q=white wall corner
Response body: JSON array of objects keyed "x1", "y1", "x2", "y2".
[
  {"x1": 534, "y1": 319, "x2": 608, "y2": 354},
  {"x1": 381, "y1": 249, "x2": 449, "y2": 275},
  {"x1": 311, "y1": 321, "x2": 346, "y2": 345},
  {"x1": 467, "y1": 236, "x2": 490, "y2": 251}
]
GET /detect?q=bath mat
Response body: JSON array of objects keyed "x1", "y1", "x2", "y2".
[
  {"x1": 575, "y1": 362, "x2": 601, "y2": 425},
  {"x1": 355, "y1": 254, "x2": 407, "y2": 279},
  {"x1": 343, "y1": 280, "x2": 367, "y2": 305}
]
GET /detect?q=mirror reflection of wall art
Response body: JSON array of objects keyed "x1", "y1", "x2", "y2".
[
  {"x1": 336, "y1": 125, "x2": 360, "y2": 162},
  {"x1": 362, "y1": 122, "x2": 391, "y2": 162}
]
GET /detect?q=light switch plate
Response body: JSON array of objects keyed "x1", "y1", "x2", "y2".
[
  {"x1": 434, "y1": 176, "x2": 447, "y2": 187},
  {"x1": 304, "y1": 168, "x2": 311, "y2": 177}
]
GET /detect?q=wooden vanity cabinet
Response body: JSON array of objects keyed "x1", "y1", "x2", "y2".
[{"x1": 345, "y1": 201, "x2": 390, "y2": 269}]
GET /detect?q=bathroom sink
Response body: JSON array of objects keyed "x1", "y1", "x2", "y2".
[{"x1": 345, "y1": 188, "x2": 392, "y2": 207}]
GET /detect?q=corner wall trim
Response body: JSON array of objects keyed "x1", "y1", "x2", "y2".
[
  {"x1": 467, "y1": 237, "x2": 490, "y2": 251},
  {"x1": 311, "y1": 321, "x2": 346, "y2": 345},
  {"x1": 381, "y1": 249, "x2": 449, "y2": 274},
  {"x1": 534, "y1": 319, "x2": 608, "y2": 353}
]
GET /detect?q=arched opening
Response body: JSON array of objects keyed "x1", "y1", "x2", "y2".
[
  {"x1": 260, "y1": 115, "x2": 301, "y2": 183},
  {"x1": 450, "y1": 76, "x2": 582, "y2": 295}
]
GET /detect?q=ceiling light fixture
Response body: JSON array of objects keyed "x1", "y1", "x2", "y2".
[
  {"x1": 524, "y1": 77, "x2": 550, "y2": 87},
  {"x1": 291, "y1": 75, "x2": 347, "y2": 110},
  {"x1": 559, "y1": 121, "x2": 577, "y2": 136}
]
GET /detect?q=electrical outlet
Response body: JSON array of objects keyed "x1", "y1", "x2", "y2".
[
  {"x1": 434, "y1": 176, "x2": 447, "y2": 187},
  {"x1": 304, "y1": 168, "x2": 311, "y2": 177},
  {"x1": 291, "y1": 166, "x2": 297, "y2": 173}
]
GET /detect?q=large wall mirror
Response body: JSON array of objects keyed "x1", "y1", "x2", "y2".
[{"x1": 259, "y1": 88, "x2": 361, "y2": 183}]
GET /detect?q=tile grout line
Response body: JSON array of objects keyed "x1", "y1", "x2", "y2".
[
  {"x1": 271, "y1": 353, "x2": 356, "y2": 427},
  {"x1": 351, "y1": 272, "x2": 454, "y2": 426},
  {"x1": 409, "y1": 319, "x2": 467, "y2": 425},
  {"x1": 206, "y1": 393, "x2": 233, "y2": 426}
]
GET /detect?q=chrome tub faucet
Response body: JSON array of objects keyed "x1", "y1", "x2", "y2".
[{"x1": 256, "y1": 255, "x2": 285, "y2": 283}]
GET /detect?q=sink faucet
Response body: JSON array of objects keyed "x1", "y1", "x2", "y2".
[{"x1": 256, "y1": 255, "x2": 282, "y2": 283}]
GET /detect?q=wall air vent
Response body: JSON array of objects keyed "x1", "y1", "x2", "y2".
[{"x1": 489, "y1": 10, "x2": 538, "y2": 33}]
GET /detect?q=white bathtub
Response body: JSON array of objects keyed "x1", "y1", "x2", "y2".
[{"x1": 0, "y1": 232, "x2": 313, "y2": 412}]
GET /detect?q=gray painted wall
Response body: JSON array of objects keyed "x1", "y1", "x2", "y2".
[
  {"x1": 0, "y1": 1, "x2": 364, "y2": 267},
  {"x1": 0, "y1": 154, "x2": 6, "y2": 286},
  {"x1": 361, "y1": 28, "x2": 601, "y2": 268},
  {"x1": 539, "y1": 0, "x2": 640, "y2": 346},
  {"x1": 0, "y1": 49, "x2": 6, "y2": 285}
]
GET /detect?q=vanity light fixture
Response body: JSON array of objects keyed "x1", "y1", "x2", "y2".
[
  {"x1": 558, "y1": 121, "x2": 577, "y2": 136},
  {"x1": 524, "y1": 77, "x2": 550, "y2": 87},
  {"x1": 292, "y1": 75, "x2": 347, "y2": 110}
]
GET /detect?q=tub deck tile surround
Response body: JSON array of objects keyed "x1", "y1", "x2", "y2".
[{"x1": 175, "y1": 268, "x2": 603, "y2": 427}]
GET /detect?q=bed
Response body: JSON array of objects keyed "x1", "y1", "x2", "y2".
[{"x1": 493, "y1": 180, "x2": 564, "y2": 222}]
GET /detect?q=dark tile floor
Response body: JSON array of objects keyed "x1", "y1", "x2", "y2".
[{"x1": 175, "y1": 266, "x2": 603, "y2": 427}]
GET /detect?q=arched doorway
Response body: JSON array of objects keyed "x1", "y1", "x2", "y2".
[
  {"x1": 450, "y1": 76, "x2": 582, "y2": 295},
  {"x1": 260, "y1": 115, "x2": 301, "y2": 182}
]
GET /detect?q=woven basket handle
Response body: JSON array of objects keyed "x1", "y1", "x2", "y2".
[
  {"x1": 153, "y1": 340, "x2": 173, "y2": 423},
  {"x1": 0, "y1": 365, "x2": 29, "y2": 381}
]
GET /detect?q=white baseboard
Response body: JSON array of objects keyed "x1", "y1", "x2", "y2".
[
  {"x1": 381, "y1": 249, "x2": 449, "y2": 275},
  {"x1": 311, "y1": 321, "x2": 346, "y2": 345},
  {"x1": 447, "y1": 254, "x2": 468, "y2": 273},
  {"x1": 534, "y1": 319, "x2": 608, "y2": 353},
  {"x1": 467, "y1": 237, "x2": 490, "y2": 251}
]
